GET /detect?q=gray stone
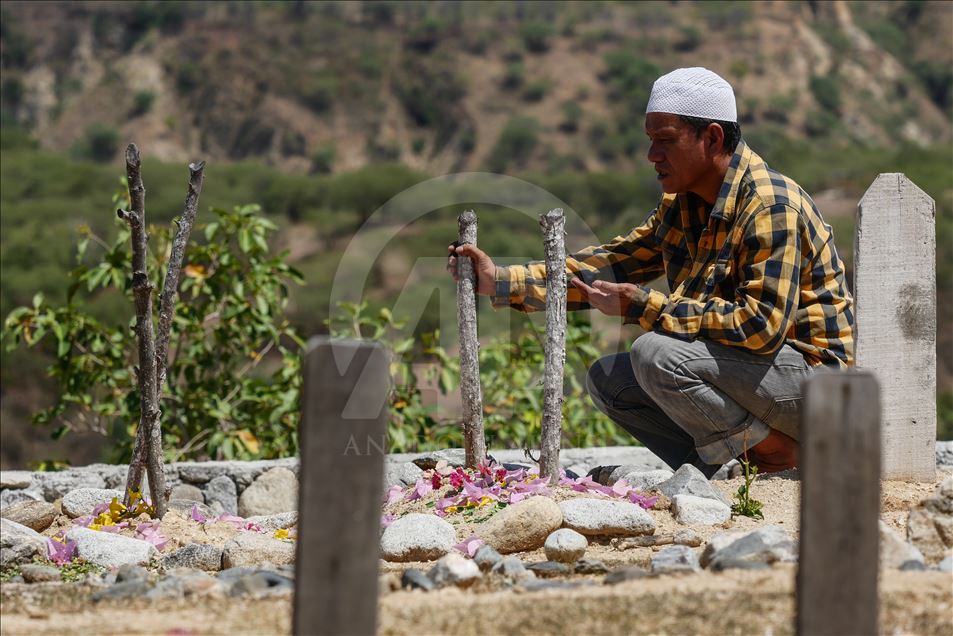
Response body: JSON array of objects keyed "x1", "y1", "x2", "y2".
[
  {"x1": 899, "y1": 560, "x2": 927, "y2": 571},
  {"x1": 544, "y1": 528, "x2": 588, "y2": 563},
  {"x1": 171, "y1": 484, "x2": 205, "y2": 503},
  {"x1": 230, "y1": 570, "x2": 295, "y2": 597},
  {"x1": 490, "y1": 556, "x2": 535, "y2": 583},
  {"x1": 879, "y1": 521, "x2": 925, "y2": 569},
  {"x1": 473, "y1": 544, "x2": 503, "y2": 572},
  {"x1": 0, "y1": 488, "x2": 44, "y2": 507},
  {"x1": 521, "y1": 579, "x2": 593, "y2": 592},
  {"x1": 66, "y1": 528, "x2": 157, "y2": 568},
  {"x1": 427, "y1": 553, "x2": 481, "y2": 588},
  {"x1": 161, "y1": 543, "x2": 224, "y2": 571},
  {"x1": 709, "y1": 558, "x2": 771, "y2": 572},
  {"x1": 203, "y1": 475, "x2": 238, "y2": 515},
  {"x1": 410, "y1": 449, "x2": 468, "y2": 470},
  {"x1": 222, "y1": 532, "x2": 295, "y2": 569},
  {"x1": 651, "y1": 545, "x2": 701, "y2": 574},
  {"x1": 604, "y1": 566, "x2": 652, "y2": 584},
  {"x1": 167, "y1": 499, "x2": 214, "y2": 519},
  {"x1": 937, "y1": 441, "x2": 953, "y2": 470},
  {"x1": 1, "y1": 500, "x2": 58, "y2": 532},
  {"x1": 674, "y1": 529, "x2": 703, "y2": 547},
  {"x1": 0, "y1": 471, "x2": 33, "y2": 489},
  {"x1": 699, "y1": 531, "x2": 748, "y2": 568},
  {"x1": 477, "y1": 496, "x2": 563, "y2": 554},
  {"x1": 527, "y1": 561, "x2": 571, "y2": 578},
  {"x1": 657, "y1": 464, "x2": 731, "y2": 507},
  {"x1": 92, "y1": 580, "x2": 152, "y2": 601},
  {"x1": 704, "y1": 526, "x2": 797, "y2": 570},
  {"x1": 87, "y1": 464, "x2": 132, "y2": 490},
  {"x1": 238, "y1": 467, "x2": 298, "y2": 517},
  {"x1": 382, "y1": 462, "x2": 424, "y2": 490},
  {"x1": 672, "y1": 494, "x2": 731, "y2": 525},
  {"x1": 61, "y1": 488, "x2": 123, "y2": 518},
  {"x1": 147, "y1": 570, "x2": 225, "y2": 599},
  {"x1": 711, "y1": 460, "x2": 742, "y2": 480},
  {"x1": 614, "y1": 469, "x2": 674, "y2": 492},
  {"x1": 401, "y1": 568, "x2": 435, "y2": 591},
  {"x1": 937, "y1": 555, "x2": 952, "y2": 572},
  {"x1": 380, "y1": 513, "x2": 456, "y2": 562},
  {"x1": 40, "y1": 471, "x2": 106, "y2": 500},
  {"x1": 906, "y1": 476, "x2": 953, "y2": 564},
  {"x1": 246, "y1": 511, "x2": 297, "y2": 532},
  {"x1": 116, "y1": 563, "x2": 148, "y2": 582},
  {"x1": 0, "y1": 518, "x2": 46, "y2": 568},
  {"x1": 559, "y1": 498, "x2": 656, "y2": 537},
  {"x1": 20, "y1": 564, "x2": 61, "y2": 583},
  {"x1": 574, "y1": 557, "x2": 609, "y2": 574}
]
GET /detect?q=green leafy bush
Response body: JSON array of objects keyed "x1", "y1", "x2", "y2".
[
  {"x1": 486, "y1": 116, "x2": 539, "y2": 173},
  {"x1": 130, "y1": 90, "x2": 155, "y2": 117},
  {"x1": 521, "y1": 79, "x2": 550, "y2": 103},
  {"x1": 75, "y1": 123, "x2": 121, "y2": 163},
  {"x1": 2, "y1": 202, "x2": 305, "y2": 462},
  {"x1": 809, "y1": 75, "x2": 842, "y2": 113},
  {"x1": 520, "y1": 22, "x2": 553, "y2": 53}
]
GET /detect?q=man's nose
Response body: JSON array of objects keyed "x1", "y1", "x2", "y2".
[{"x1": 646, "y1": 143, "x2": 664, "y2": 163}]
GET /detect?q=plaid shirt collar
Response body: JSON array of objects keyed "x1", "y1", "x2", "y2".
[{"x1": 710, "y1": 140, "x2": 753, "y2": 222}]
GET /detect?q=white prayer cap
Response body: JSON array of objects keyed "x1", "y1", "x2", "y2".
[{"x1": 646, "y1": 67, "x2": 737, "y2": 122}]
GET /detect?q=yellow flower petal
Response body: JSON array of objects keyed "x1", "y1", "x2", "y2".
[
  {"x1": 236, "y1": 430, "x2": 260, "y2": 455},
  {"x1": 274, "y1": 528, "x2": 290, "y2": 540}
]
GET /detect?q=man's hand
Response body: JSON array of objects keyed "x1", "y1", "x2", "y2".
[
  {"x1": 746, "y1": 428, "x2": 799, "y2": 473},
  {"x1": 447, "y1": 243, "x2": 497, "y2": 296},
  {"x1": 571, "y1": 278, "x2": 642, "y2": 317}
]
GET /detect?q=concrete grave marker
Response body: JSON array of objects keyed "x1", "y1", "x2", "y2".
[
  {"x1": 294, "y1": 337, "x2": 390, "y2": 636},
  {"x1": 854, "y1": 173, "x2": 936, "y2": 481}
]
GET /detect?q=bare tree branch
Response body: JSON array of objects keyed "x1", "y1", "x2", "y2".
[
  {"x1": 456, "y1": 210, "x2": 486, "y2": 469},
  {"x1": 539, "y1": 208, "x2": 567, "y2": 484}
]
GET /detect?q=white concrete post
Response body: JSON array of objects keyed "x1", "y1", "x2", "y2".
[{"x1": 854, "y1": 173, "x2": 936, "y2": 481}]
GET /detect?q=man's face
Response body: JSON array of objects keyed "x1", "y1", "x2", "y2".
[{"x1": 644, "y1": 112, "x2": 717, "y2": 195}]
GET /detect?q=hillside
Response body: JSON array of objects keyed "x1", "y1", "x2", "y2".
[{"x1": 1, "y1": 1, "x2": 950, "y2": 173}]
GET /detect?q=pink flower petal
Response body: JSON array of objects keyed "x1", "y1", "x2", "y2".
[
  {"x1": 190, "y1": 505, "x2": 208, "y2": 524},
  {"x1": 381, "y1": 514, "x2": 396, "y2": 528},
  {"x1": 453, "y1": 534, "x2": 485, "y2": 557},
  {"x1": 383, "y1": 485, "x2": 404, "y2": 506}
]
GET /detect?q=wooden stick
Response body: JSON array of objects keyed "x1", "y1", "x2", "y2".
[
  {"x1": 119, "y1": 144, "x2": 168, "y2": 517},
  {"x1": 539, "y1": 208, "x2": 566, "y2": 484},
  {"x1": 456, "y1": 210, "x2": 486, "y2": 469}
]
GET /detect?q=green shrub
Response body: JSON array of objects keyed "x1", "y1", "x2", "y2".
[
  {"x1": 601, "y1": 50, "x2": 660, "y2": 114},
  {"x1": 559, "y1": 100, "x2": 583, "y2": 133},
  {"x1": 130, "y1": 90, "x2": 155, "y2": 117},
  {"x1": 674, "y1": 26, "x2": 701, "y2": 52},
  {"x1": 486, "y1": 116, "x2": 539, "y2": 173},
  {"x1": 394, "y1": 56, "x2": 466, "y2": 150},
  {"x1": 300, "y1": 76, "x2": 337, "y2": 114},
  {"x1": 76, "y1": 124, "x2": 121, "y2": 163},
  {"x1": 311, "y1": 144, "x2": 336, "y2": 174},
  {"x1": 521, "y1": 79, "x2": 550, "y2": 103},
  {"x1": 809, "y1": 75, "x2": 842, "y2": 113},
  {"x1": 501, "y1": 62, "x2": 525, "y2": 91},
  {"x1": 520, "y1": 22, "x2": 553, "y2": 53}
]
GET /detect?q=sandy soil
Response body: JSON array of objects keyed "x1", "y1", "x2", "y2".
[{"x1": 2, "y1": 471, "x2": 951, "y2": 636}]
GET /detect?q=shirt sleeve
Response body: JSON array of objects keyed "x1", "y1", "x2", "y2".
[
  {"x1": 636, "y1": 204, "x2": 802, "y2": 354},
  {"x1": 490, "y1": 208, "x2": 666, "y2": 313}
]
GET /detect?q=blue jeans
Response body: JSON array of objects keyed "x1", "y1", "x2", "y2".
[{"x1": 585, "y1": 332, "x2": 815, "y2": 478}]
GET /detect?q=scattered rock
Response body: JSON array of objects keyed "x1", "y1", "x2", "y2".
[
  {"x1": 66, "y1": 528, "x2": 157, "y2": 569},
  {"x1": 614, "y1": 469, "x2": 673, "y2": 492},
  {"x1": 238, "y1": 467, "x2": 298, "y2": 517},
  {"x1": 61, "y1": 488, "x2": 123, "y2": 519},
  {"x1": 709, "y1": 558, "x2": 771, "y2": 572},
  {"x1": 203, "y1": 476, "x2": 238, "y2": 515},
  {"x1": 228, "y1": 570, "x2": 293, "y2": 597},
  {"x1": 906, "y1": 476, "x2": 953, "y2": 565},
  {"x1": 672, "y1": 494, "x2": 731, "y2": 525},
  {"x1": 473, "y1": 544, "x2": 503, "y2": 572},
  {"x1": 161, "y1": 543, "x2": 224, "y2": 571},
  {"x1": 0, "y1": 471, "x2": 33, "y2": 490},
  {"x1": 937, "y1": 555, "x2": 952, "y2": 573},
  {"x1": 651, "y1": 545, "x2": 701, "y2": 574},
  {"x1": 410, "y1": 449, "x2": 467, "y2": 470},
  {"x1": 604, "y1": 566, "x2": 652, "y2": 584},
  {"x1": 490, "y1": 556, "x2": 534, "y2": 583},
  {"x1": 246, "y1": 511, "x2": 297, "y2": 532},
  {"x1": 711, "y1": 460, "x2": 742, "y2": 480},
  {"x1": 1, "y1": 501, "x2": 58, "y2": 532},
  {"x1": 574, "y1": 557, "x2": 609, "y2": 575},
  {"x1": 527, "y1": 561, "x2": 571, "y2": 578},
  {"x1": 379, "y1": 513, "x2": 456, "y2": 562},
  {"x1": 116, "y1": 563, "x2": 149, "y2": 582},
  {"x1": 40, "y1": 471, "x2": 106, "y2": 501},
  {"x1": 699, "y1": 531, "x2": 748, "y2": 568},
  {"x1": 401, "y1": 568, "x2": 435, "y2": 591},
  {"x1": 477, "y1": 496, "x2": 563, "y2": 553},
  {"x1": 222, "y1": 532, "x2": 295, "y2": 569},
  {"x1": 656, "y1": 464, "x2": 731, "y2": 506},
  {"x1": 704, "y1": 526, "x2": 797, "y2": 570},
  {"x1": 92, "y1": 580, "x2": 152, "y2": 601},
  {"x1": 428, "y1": 553, "x2": 481, "y2": 589},
  {"x1": 544, "y1": 528, "x2": 588, "y2": 563},
  {"x1": 899, "y1": 560, "x2": 927, "y2": 572},
  {"x1": 879, "y1": 521, "x2": 925, "y2": 569},
  {"x1": 1, "y1": 518, "x2": 47, "y2": 568},
  {"x1": 170, "y1": 484, "x2": 205, "y2": 503},
  {"x1": 20, "y1": 564, "x2": 60, "y2": 583},
  {"x1": 383, "y1": 462, "x2": 424, "y2": 490},
  {"x1": 521, "y1": 579, "x2": 592, "y2": 592},
  {"x1": 147, "y1": 570, "x2": 225, "y2": 599},
  {"x1": 611, "y1": 535, "x2": 668, "y2": 550},
  {"x1": 673, "y1": 529, "x2": 703, "y2": 547},
  {"x1": 559, "y1": 498, "x2": 655, "y2": 537},
  {"x1": 0, "y1": 488, "x2": 44, "y2": 508},
  {"x1": 167, "y1": 499, "x2": 214, "y2": 519}
]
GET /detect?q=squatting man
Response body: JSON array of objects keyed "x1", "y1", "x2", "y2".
[{"x1": 448, "y1": 67, "x2": 854, "y2": 477}]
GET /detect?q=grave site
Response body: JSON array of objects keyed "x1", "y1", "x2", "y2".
[{"x1": 0, "y1": 167, "x2": 951, "y2": 635}]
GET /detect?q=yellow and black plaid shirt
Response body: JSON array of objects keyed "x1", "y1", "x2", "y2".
[{"x1": 491, "y1": 141, "x2": 855, "y2": 368}]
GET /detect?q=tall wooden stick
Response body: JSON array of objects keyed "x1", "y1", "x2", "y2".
[
  {"x1": 456, "y1": 210, "x2": 486, "y2": 469},
  {"x1": 120, "y1": 145, "x2": 205, "y2": 517},
  {"x1": 539, "y1": 208, "x2": 566, "y2": 483}
]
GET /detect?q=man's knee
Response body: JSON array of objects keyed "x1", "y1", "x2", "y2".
[
  {"x1": 630, "y1": 331, "x2": 674, "y2": 386},
  {"x1": 585, "y1": 358, "x2": 611, "y2": 411}
]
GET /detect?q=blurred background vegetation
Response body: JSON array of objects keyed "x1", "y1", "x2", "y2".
[{"x1": 1, "y1": 0, "x2": 950, "y2": 467}]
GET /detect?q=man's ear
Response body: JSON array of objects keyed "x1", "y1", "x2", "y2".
[{"x1": 707, "y1": 123, "x2": 726, "y2": 155}]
